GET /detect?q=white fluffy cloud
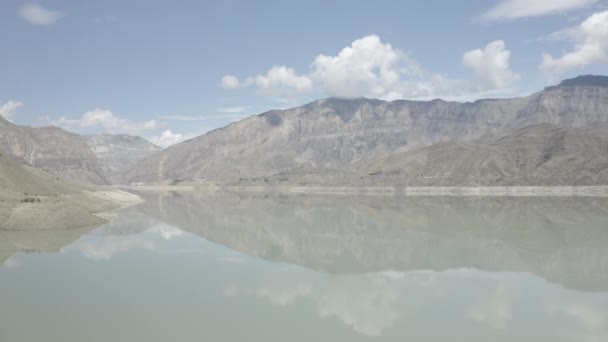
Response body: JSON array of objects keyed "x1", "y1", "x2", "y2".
[
  {"x1": 51, "y1": 108, "x2": 163, "y2": 135},
  {"x1": 463, "y1": 40, "x2": 520, "y2": 88},
  {"x1": 541, "y1": 11, "x2": 608, "y2": 76},
  {"x1": 310, "y1": 35, "x2": 419, "y2": 99},
  {"x1": 221, "y1": 35, "x2": 518, "y2": 101},
  {"x1": 0, "y1": 100, "x2": 23, "y2": 121},
  {"x1": 221, "y1": 75, "x2": 241, "y2": 89},
  {"x1": 255, "y1": 66, "x2": 313, "y2": 97},
  {"x1": 148, "y1": 130, "x2": 197, "y2": 148},
  {"x1": 74, "y1": 236, "x2": 156, "y2": 261},
  {"x1": 222, "y1": 67, "x2": 311, "y2": 97},
  {"x1": 482, "y1": 0, "x2": 597, "y2": 21},
  {"x1": 19, "y1": 4, "x2": 64, "y2": 26}
]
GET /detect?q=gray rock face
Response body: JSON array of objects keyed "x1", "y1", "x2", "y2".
[
  {"x1": 0, "y1": 117, "x2": 108, "y2": 184},
  {"x1": 85, "y1": 134, "x2": 161, "y2": 183},
  {"x1": 122, "y1": 76, "x2": 608, "y2": 184},
  {"x1": 359, "y1": 123, "x2": 608, "y2": 186}
]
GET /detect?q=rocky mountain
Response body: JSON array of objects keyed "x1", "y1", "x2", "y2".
[
  {"x1": 0, "y1": 116, "x2": 108, "y2": 184},
  {"x1": 0, "y1": 115, "x2": 161, "y2": 185},
  {"x1": 122, "y1": 75, "x2": 608, "y2": 184},
  {"x1": 358, "y1": 123, "x2": 608, "y2": 186},
  {"x1": 85, "y1": 134, "x2": 161, "y2": 183}
]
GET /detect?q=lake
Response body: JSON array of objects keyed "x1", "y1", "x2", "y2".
[{"x1": 2, "y1": 191, "x2": 608, "y2": 341}]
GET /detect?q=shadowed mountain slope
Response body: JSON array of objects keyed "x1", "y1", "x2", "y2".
[{"x1": 358, "y1": 123, "x2": 608, "y2": 186}]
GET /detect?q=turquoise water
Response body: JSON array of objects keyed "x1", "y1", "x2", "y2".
[{"x1": 1, "y1": 192, "x2": 608, "y2": 341}]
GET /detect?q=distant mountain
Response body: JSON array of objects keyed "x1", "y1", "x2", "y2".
[
  {"x1": 122, "y1": 75, "x2": 608, "y2": 184},
  {"x1": 85, "y1": 134, "x2": 161, "y2": 183},
  {"x1": 0, "y1": 116, "x2": 161, "y2": 185},
  {"x1": 0, "y1": 116, "x2": 108, "y2": 184},
  {"x1": 359, "y1": 123, "x2": 608, "y2": 186}
]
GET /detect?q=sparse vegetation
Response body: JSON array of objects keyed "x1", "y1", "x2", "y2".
[{"x1": 21, "y1": 196, "x2": 41, "y2": 203}]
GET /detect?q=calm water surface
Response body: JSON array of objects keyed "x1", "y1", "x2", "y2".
[{"x1": 1, "y1": 192, "x2": 608, "y2": 341}]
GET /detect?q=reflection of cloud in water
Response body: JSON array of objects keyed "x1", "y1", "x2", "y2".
[
  {"x1": 3, "y1": 255, "x2": 21, "y2": 269},
  {"x1": 74, "y1": 237, "x2": 156, "y2": 261},
  {"x1": 547, "y1": 300, "x2": 608, "y2": 342},
  {"x1": 467, "y1": 281, "x2": 514, "y2": 329},
  {"x1": 316, "y1": 275, "x2": 400, "y2": 337},
  {"x1": 257, "y1": 282, "x2": 312, "y2": 307},
  {"x1": 146, "y1": 223, "x2": 183, "y2": 240},
  {"x1": 237, "y1": 270, "x2": 565, "y2": 338},
  {"x1": 69, "y1": 219, "x2": 185, "y2": 261},
  {"x1": 223, "y1": 284, "x2": 240, "y2": 297},
  {"x1": 248, "y1": 272, "x2": 433, "y2": 337}
]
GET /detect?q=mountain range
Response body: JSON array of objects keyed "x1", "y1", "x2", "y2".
[
  {"x1": 121, "y1": 75, "x2": 608, "y2": 186},
  {"x1": 2, "y1": 75, "x2": 608, "y2": 187}
]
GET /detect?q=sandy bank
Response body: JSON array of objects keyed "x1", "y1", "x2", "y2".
[{"x1": 0, "y1": 190, "x2": 142, "y2": 231}]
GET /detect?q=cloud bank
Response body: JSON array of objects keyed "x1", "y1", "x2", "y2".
[{"x1": 221, "y1": 35, "x2": 519, "y2": 102}]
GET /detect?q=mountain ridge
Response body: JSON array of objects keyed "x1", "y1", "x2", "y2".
[{"x1": 122, "y1": 75, "x2": 608, "y2": 184}]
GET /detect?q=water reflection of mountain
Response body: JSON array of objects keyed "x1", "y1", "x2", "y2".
[
  {"x1": 0, "y1": 226, "x2": 95, "y2": 264},
  {"x1": 136, "y1": 191, "x2": 608, "y2": 292}
]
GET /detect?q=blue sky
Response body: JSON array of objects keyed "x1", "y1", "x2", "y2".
[{"x1": 1, "y1": 0, "x2": 608, "y2": 146}]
